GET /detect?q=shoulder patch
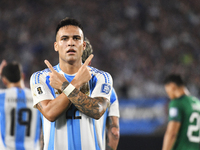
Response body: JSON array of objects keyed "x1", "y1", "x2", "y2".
[
  {"x1": 169, "y1": 107, "x2": 178, "y2": 117},
  {"x1": 34, "y1": 85, "x2": 45, "y2": 96},
  {"x1": 101, "y1": 83, "x2": 111, "y2": 94}
]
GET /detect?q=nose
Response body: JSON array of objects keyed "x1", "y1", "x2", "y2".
[{"x1": 68, "y1": 38, "x2": 75, "y2": 47}]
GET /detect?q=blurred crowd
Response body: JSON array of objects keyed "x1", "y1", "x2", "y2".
[{"x1": 1, "y1": 0, "x2": 200, "y2": 99}]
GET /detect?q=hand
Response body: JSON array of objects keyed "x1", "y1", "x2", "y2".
[
  {"x1": 0, "y1": 60, "x2": 7, "y2": 77},
  {"x1": 71, "y1": 54, "x2": 94, "y2": 89},
  {"x1": 44, "y1": 60, "x2": 68, "y2": 91}
]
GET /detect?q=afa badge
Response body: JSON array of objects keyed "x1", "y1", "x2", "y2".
[
  {"x1": 101, "y1": 84, "x2": 111, "y2": 94},
  {"x1": 34, "y1": 85, "x2": 45, "y2": 96}
]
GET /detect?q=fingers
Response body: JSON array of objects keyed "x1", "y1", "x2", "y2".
[
  {"x1": 83, "y1": 54, "x2": 94, "y2": 66},
  {"x1": 44, "y1": 60, "x2": 56, "y2": 73},
  {"x1": 0, "y1": 60, "x2": 7, "y2": 69},
  {"x1": 0, "y1": 60, "x2": 7, "y2": 75}
]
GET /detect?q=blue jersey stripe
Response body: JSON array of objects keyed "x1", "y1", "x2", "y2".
[
  {"x1": 48, "y1": 122, "x2": 55, "y2": 150},
  {"x1": 34, "y1": 72, "x2": 40, "y2": 84},
  {"x1": 46, "y1": 76, "x2": 56, "y2": 98},
  {"x1": 89, "y1": 75, "x2": 97, "y2": 95},
  {"x1": 15, "y1": 88, "x2": 26, "y2": 150},
  {"x1": 91, "y1": 67, "x2": 110, "y2": 83},
  {"x1": 73, "y1": 110, "x2": 81, "y2": 150},
  {"x1": 104, "y1": 72, "x2": 110, "y2": 84},
  {"x1": 103, "y1": 73, "x2": 107, "y2": 83},
  {"x1": 34, "y1": 111, "x2": 41, "y2": 145},
  {"x1": 0, "y1": 93, "x2": 6, "y2": 146},
  {"x1": 93, "y1": 119, "x2": 100, "y2": 150},
  {"x1": 110, "y1": 89, "x2": 117, "y2": 104},
  {"x1": 37, "y1": 72, "x2": 42, "y2": 84}
]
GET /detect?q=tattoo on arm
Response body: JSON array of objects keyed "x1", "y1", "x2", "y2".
[
  {"x1": 68, "y1": 88, "x2": 109, "y2": 119},
  {"x1": 37, "y1": 102, "x2": 43, "y2": 111},
  {"x1": 61, "y1": 81, "x2": 69, "y2": 91},
  {"x1": 106, "y1": 116, "x2": 120, "y2": 150},
  {"x1": 107, "y1": 117, "x2": 119, "y2": 139}
]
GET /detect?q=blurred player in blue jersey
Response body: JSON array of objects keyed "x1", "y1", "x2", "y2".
[
  {"x1": 30, "y1": 18, "x2": 114, "y2": 150},
  {"x1": 83, "y1": 38, "x2": 120, "y2": 150},
  {"x1": 0, "y1": 60, "x2": 41, "y2": 150}
]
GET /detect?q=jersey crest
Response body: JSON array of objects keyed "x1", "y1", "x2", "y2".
[{"x1": 101, "y1": 83, "x2": 111, "y2": 94}]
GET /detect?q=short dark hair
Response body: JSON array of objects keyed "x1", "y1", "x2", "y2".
[
  {"x1": 55, "y1": 17, "x2": 83, "y2": 37},
  {"x1": 164, "y1": 74, "x2": 185, "y2": 86},
  {"x1": 82, "y1": 37, "x2": 93, "y2": 63},
  {"x1": 1, "y1": 62, "x2": 22, "y2": 83}
]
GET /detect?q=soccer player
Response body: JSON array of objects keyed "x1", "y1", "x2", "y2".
[
  {"x1": 83, "y1": 38, "x2": 120, "y2": 150},
  {"x1": 162, "y1": 74, "x2": 200, "y2": 150},
  {"x1": 0, "y1": 60, "x2": 41, "y2": 150},
  {"x1": 30, "y1": 18, "x2": 113, "y2": 150}
]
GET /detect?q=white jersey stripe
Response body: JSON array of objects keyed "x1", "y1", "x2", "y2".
[
  {"x1": 67, "y1": 119, "x2": 74, "y2": 149},
  {"x1": 92, "y1": 120, "x2": 100, "y2": 150},
  {"x1": 54, "y1": 112, "x2": 68, "y2": 150},
  {"x1": 80, "y1": 115, "x2": 96, "y2": 150},
  {"x1": 102, "y1": 110, "x2": 108, "y2": 138}
]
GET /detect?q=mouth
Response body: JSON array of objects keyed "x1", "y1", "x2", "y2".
[{"x1": 67, "y1": 49, "x2": 76, "y2": 54}]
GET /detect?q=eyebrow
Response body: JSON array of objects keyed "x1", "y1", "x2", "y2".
[{"x1": 60, "y1": 35, "x2": 81, "y2": 38}]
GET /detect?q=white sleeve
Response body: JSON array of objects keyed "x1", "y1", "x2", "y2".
[
  {"x1": 30, "y1": 71, "x2": 54, "y2": 108},
  {"x1": 108, "y1": 89, "x2": 120, "y2": 117},
  {"x1": 108, "y1": 100, "x2": 120, "y2": 117},
  {"x1": 90, "y1": 72, "x2": 113, "y2": 102}
]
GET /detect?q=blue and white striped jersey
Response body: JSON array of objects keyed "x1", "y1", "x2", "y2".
[
  {"x1": 30, "y1": 64, "x2": 113, "y2": 150},
  {"x1": 0, "y1": 87, "x2": 41, "y2": 150}
]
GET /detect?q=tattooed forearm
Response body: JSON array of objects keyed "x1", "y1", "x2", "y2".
[
  {"x1": 37, "y1": 102, "x2": 43, "y2": 111},
  {"x1": 61, "y1": 81, "x2": 69, "y2": 91},
  {"x1": 68, "y1": 88, "x2": 109, "y2": 119},
  {"x1": 107, "y1": 117, "x2": 119, "y2": 139},
  {"x1": 106, "y1": 116, "x2": 120, "y2": 150}
]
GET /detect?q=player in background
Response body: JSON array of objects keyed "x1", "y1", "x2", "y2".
[
  {"x1": 0, "y1": 60, "x2": 41, "y2": 150},
  {"x1": 82, "y1": 38, "x2": 120, "y2": 150},
  {"x1": 162, "y1": 74, "x2": 200, "y2": 150},
  {"x1": 30, "y1": 18, "x2": 113, "y2": 150}
]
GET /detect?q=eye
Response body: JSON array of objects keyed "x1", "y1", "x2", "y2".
[
  {"x1": 62, "y1": 37, "x2": 67, "y2": 40},
  {"x1": 74, "y1": 36, "x2": 81, "y2": 40}
]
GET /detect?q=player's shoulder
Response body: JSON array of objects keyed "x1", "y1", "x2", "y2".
[
  {"x1": 30, "y1": 65, "x2": 58, "y2": 85},
  {"x1": 90, "y1": 66, "x2": 112, "y2": 84},
  {"x1": 30, "y1": 69, "x2": 48, "y2": 84},
  {"x1": 0, "y1": 89, "x2": 6, "y2": 95}
]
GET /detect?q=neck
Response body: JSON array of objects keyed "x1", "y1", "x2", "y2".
[
  {"x1": 7, "y1": 80, "x2": 25, "y2": 89},
  {"x1": 59, "y1": 59, "x2": 82, "y2": 74},
  {"x1": 175, "y1": 87, "x2": 188, "y2": 99}
]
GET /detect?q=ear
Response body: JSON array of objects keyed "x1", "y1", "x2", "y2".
[
  {"x1": 1, "y1": 77, "x2": 8, "y2": 86},
  {"x1": 83, "y1": 41, "x2": 86, "y2": 51},
  {"x1": 54, "y1": 41, "x2": 58, "y2": 52},
  {"x1": 21, "y1": 73, "x2": 25, "y2": 80}
]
